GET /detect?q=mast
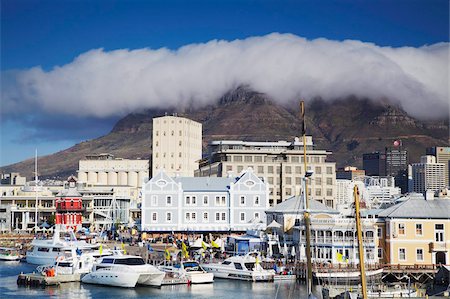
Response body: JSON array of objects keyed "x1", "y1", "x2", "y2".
[
  {"x1": 301, "y1": 101, "x2": 313, "y2": 297},
  {"x1": 34, "y1": 149, "x2": 39, "y2": 231},
  {"x1": 354, "y1": 185, "x2": 368, "y2": 299}
]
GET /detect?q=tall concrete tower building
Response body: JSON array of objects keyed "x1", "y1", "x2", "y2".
[
  {"x1": 412, "y1": 155, "x2": 445, "y2": 194},
  {"x1": 152, "y1": 115, "x2": 202, "y2": 177},
  {"x1": 426, "y1": 146, "x2": 450, "y2": 188}
]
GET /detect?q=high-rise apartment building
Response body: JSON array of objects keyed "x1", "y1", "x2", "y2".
[
  {"x1": 412, "y1": 156, "x2": 445, "y2": 194},
  {"x1": 385, "y1": 146, "x2": 408, "y2": 193},
  {"x1": 152, "y1": 115, "x2": 202, "y2": 177},
  {"x1": 426, "y1": 147, "x2": 450, "y2": 188},
  {"x1": 195, "y1": 137, "x2": 336, "y2": 208},
  {"x1": 362, "y1": 152, "x2": 386, "y2": 176}
]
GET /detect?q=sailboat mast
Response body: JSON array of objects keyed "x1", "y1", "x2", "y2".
[
  {"x1": 354, "y1": 185, "x2": 368, "y2": 299},
  {"x1": 35, "y1": 149, "x2": 38, "y2": 231},
  {"x1": 301, "y1": 101, "x2": 313, "y2": 296}
]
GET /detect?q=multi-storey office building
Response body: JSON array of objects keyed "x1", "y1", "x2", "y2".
[
  {"x1": 141, "y1": 168, "x2": 269, "y2": 232},
  {"x1": 195, "y1": 137, "x2": 336, "y2": 207},
  {"x1": 152, "y1": 115, "x2": 202, "y2": 177},
  {"x1": 363, "y1": 152, "x2": 386, "y2": 176},
  {"x1": 412, "y1": 156, "x2": 446, "y2": 194},
  {"x1": 377, "y1": 196, "x2": 450, "y2": 265},
  {"x1": 78, "y1": 153, "x2": 149, "y2": 190},
  {"x1": 426, "y1": 146, "x2": 450, "y2": 188},
  {"x1": 385, "y1": 146, "x2": 408, "y2": 193}
]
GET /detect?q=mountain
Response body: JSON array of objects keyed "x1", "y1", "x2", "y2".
[{"x1": 1, "y1": 86, "x2": 448, "y2": 179}]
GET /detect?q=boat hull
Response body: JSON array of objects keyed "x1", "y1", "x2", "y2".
[
  {"x1": 313, "y1": 268, "x2": 383, "y2": 284},
  {"x1": 137, "y1": 272, "x2": 165, "y2": 287},
  {"x1": 81, "y1": 270, "x2": 139, "y2": 288},
  {"x1": 186, "y1": 272, "x2": 214, "y2": 284},
  {"x1": 202, "y1": 265, "x2": 274, "y2": 282}
]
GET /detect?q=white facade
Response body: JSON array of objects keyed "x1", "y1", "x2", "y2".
[
  {"x1": 412, "y1": 155, "x2": 445, "y2": 193},
  {"x1": 196, "y1": 137, "x2": 336, "y2": 208},
  {"x1": 78, "y1": 154, "x2": 149, "y2": 189},
  {"x1": 141, "y1": 168, "x2": 269, "y2": 232},
  {"x1": 152, "y1": 115, "x2": 202, "y2": 177}
]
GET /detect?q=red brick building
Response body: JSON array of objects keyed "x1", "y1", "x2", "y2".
[{"x1": 55, "y1": 176, "x2": 83, "y2": 231}]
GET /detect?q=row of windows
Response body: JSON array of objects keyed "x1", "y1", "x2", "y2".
[
  {"x1": 231, "y1": 155, "x2": 329, "y2": 165},
  {"x1": 397, "y1": 223, "x2": 444, "y2": 241},
  {"x1": 227, "y1": 164, "x2": 333, "y2": 175},
  {"x1": 398, "y1": 248, "x2": 424, "y2": 261},
  {"x1": 265, "y1": 176, "x2": 334, "y2": 186},
  {"x1": 149, "y1": 195, "x2": 261, "y2": 206},
  {"x1": 150, "y1": 212, "x2": 261, "y2": 223}
]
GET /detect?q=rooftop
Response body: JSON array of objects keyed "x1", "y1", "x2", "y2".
[{"x1": 377, "y1": 198, "x2": 450, "y2": 219}]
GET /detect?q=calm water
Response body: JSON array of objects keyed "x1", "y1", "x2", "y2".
[{"x1": 0, "y1": 261, "x2": 322, "y2": 299}]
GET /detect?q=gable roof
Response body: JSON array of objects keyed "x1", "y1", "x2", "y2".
[
  {"x1": 377, "y1": 198, "x2": 450, "y2": 219},
  {"x1": 267, "y1": 195, "x2": 339, "y2": 214},
  {"x1": 173, "y1": 177, "x2": 234, "y2": 192}
]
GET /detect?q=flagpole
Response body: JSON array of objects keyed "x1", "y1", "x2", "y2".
[{"x1": 35, "y1": 149, "x2": 39, "y2": 231}]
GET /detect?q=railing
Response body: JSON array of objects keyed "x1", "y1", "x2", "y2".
[{"x1": 381, "y1": 264, "x2": 439, "y2": 271}]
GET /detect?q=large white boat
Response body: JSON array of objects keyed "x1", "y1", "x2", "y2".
[
  {"x1": 82, "y1": 255, "x2": 165, "y2": 288},
  {"x1": 159, "y1": 261, "x2": 214, "y2": 284},
  {"x1": 26, "y1": 230, "x2": 105, "y2": 265},
  {"x1": 0, "y1": 247, "x2": 21, "y2": 261},
  {"x1": 201, "y1": 251, "x2": 275, "y2": 282}
]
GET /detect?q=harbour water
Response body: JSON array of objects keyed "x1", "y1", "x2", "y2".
[{"x1": 0, "y1": 261, "x2": 317, "y2": 299}]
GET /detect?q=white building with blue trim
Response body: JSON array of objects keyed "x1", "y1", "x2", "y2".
[{"x1": 141, "y1": 168, "x2": 269, "y2": 232}]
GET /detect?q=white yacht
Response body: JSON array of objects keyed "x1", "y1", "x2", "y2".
[
  {"x1": 0, "y1": 247, "x2": 21, "y2": 261},
  {"x1": 159, "y1": 261, "x2": 214, "y2": 284},
  {"x1": 26, "y1": 230, "x2": 106, "y2": 265},
  {"x1": 201, "y1": 252, "x2": 275, "y2": 282},
  {"x1": 82, "y1": 255, "x2": 165, "y2": 288}
]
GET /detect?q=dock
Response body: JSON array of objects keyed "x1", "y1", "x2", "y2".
[{"x1": 17, "y1": 272, "x2": 81, "y2": 287}]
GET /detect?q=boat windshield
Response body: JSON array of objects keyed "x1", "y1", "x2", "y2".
[
  {"x1": 183, "y1": 262, "x2": 200, "y2": 271},
  {"x1": 114, "y1": 258, "x2": 145, "y2": 265},
  {"x1": 234, "y1": 263, "x2": 243, "y2": 270},
  {"x1": 244, "y1": 262, "x2": 255, "y2": 270},
  {"x1": 222, "y1": 261, "x2": 231, "y2": 265}
]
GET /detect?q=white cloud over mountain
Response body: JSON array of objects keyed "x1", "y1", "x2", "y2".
[{"x1": 2, "y1": 33, "x2": 449, "y2": 119}]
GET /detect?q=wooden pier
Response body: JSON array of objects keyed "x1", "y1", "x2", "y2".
[{"x1": 17, "y1": 272, "x2": 81, "y2": 287}]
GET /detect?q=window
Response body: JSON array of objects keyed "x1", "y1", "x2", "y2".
[
  {"x1": 435, "y1": 224, "x2": 444, "y2": 242},
  {"x1": 166, "y1": 212, "x2": 172, "y2": 222},
  {"x1": 203, "y1": 196, "x2": 208, "y2": 205},
  {"x1": 315, "y1": 189, "x2": 322, "y2": 196},
  {"x1": 326, "y1": 167, "x2": 333, "y2": 174},
  {"x1": 326, "y1": 178, "x2": 333, "y2": 185},
  {"x1": 326, "y1": 189, "x2": 333, "y2": 196},
  {"x1": 192, "y1": 212, "x2": 196, "y2": 221},
  {"x1": 398, "y1": 223, "x2": 405, "y2": 235},
  {"x1": 254, "y1": 196, "x2": 260, "y2": 205},
  {"x1": 255, "y1": 212, "x2": 260, "y2": 219},
  {"x1": 295, "y1": 166, "x2": 301, "y2": 174},
  {"x1": 286, "y1": 177, "x2": 292, "y2": 185},
  {"x1": 192, "y1": 196, "x2": 196, "y2": 205},
  {"x1": 378, "y1": 248, "x2": 383, "y2": 259},
  {"x1": 186, "y1": 213, "x2": 190, "y2": 221},
  {"x1": 315, "y1": 166, "x2": 322, "y2": 174},
  {"x1": 255, "y1": 156, "x2": 262, "y2": 162},
  {"x1": 240, "y1": 212, "x2": 245, "y2": 222},
  {"x1": 240, "y1": 196, "x2": 245, "y2": 205},
  {"x1": 221, "y1": 213, "x2": 226, "y2": 221},
  {"x1": 179, "y1": 141, "x2": 182, "y2": 146},
  {"x1": 292, "y1": 157, "x2": 299, "y2": 163},
  {"x1": 221, "y1": 196, "x2": 226, "y2": 206},
  {"x1": 186, "y1": 196, "x2": 190, "y2": 205},
  {"x1": 316, "y1": 177, "x2": 322, "y2": 185},
  {"x1": 237, "y1": 166, "x2": 243, "y2": 172},
  {"x1": 285, "y1": 166, "x2": 292, "y2": 174},
  {"x1": 226, "y1": 165, "x2": 233, "y2": 172},
  {"x1": 416, "y1": 249, "x2": 423, "y2": 261},
  {"x1": 156, "y1": 131, "x2": 159, "y2": 136},
  {"x1": 166, "y1": 196, "x2": 172, "y2": 206},
  {"x1": 268, "y1": 177, "x2": 274, "y2": 184},
  {"x1": 268, "y1": 166, "x2": 274, "y2": 173},
  {"x1": 286, "y1": 188, "x2": 292, "y2": 196},
  {"x1": 416, "y1": 224, "x2": 422, "y2": 236},
  {"x1": 377, "y1": 227, "x2": 382, "y2": 238},
  {"x1": 152, "y1": 212, "x2": 157, "y2": 222},
  {"x1": 326, "y1": 200, "x2": 333, "y2": 207},
  {"x1": 215, "y1": 213, "x2": 220, "y2": 221},
  {"x1": 399, "y1": 248, "x2": 406, "y2": 261},
  {"x1": 245, "y1": 156, "x2": 252, "y2": 162},
  {"x1": 295, "y1": 177, "x2": 301, "y2": 184},
  {"x1": 215, "y1": 196, "x2": 220, "y2": 205},
  {"x1": 234, "y1": 156, "x2": 242, "y2": 162},
  {"x1": 203, "y1": 212, "x2": 208, "y2": 221}
]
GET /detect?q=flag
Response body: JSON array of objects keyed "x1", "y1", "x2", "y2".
[
  {"x1": 164, "y1": 248, "x2": 171, "y2": 260},
  {"x1": 121, "y1": 242, "x2": 127, "y2": 254},
  {"x1": 255, "y1": 256, "x2": 259, "y2": 265},
  {"x1": 182, "y1": 242, "x2": 189, "y2": 258},
  {"x1": 202, "y1": 241, "x2": 207, "y2": 250},
  {"x1": 99, "y1": 244, "x2": 103, "y2": 255},
  {"x1": 336, "y1": 251, "x2": 343, "y2": 262},
  {"x1": 211, "y1": 240, "x2": 220, "y2": 249},
  {"x1": 147, "y1": 244, "x2": 154, "y2": 253}
]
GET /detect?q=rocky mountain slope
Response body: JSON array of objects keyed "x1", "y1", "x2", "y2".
[{"x1": 1, "y1": 87, "x2": 448, "y2": 179}]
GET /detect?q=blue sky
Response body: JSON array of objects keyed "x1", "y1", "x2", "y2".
[{"x1": 1, "y1": 0, "x2": 449, "y2": 166}]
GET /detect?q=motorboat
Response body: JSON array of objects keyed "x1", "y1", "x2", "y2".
[
  {"x1": 36, "y1": 253, "x2": 96, "y2": 276},
  {"x1": 26, "y1": 229, "x2": 107, "y2": 265},
  {"x1": 82, "y1": 255, "x2": 165, "y2": 288},
  {"x1": 201, "y1": 251, "x2": 275, "y2": 282},
  {"x1": 159, "y1": 260, "x2": 214, "y2": 284},
  {"x1": 314, "y1": 268, "x2": 383, "y2": 284},
  {"x1": 0, "y1": 247, "x2": 21, "y2": 261}
]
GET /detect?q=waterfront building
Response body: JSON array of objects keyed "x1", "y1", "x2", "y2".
[
  {"x1": 412, "y1": 155, "x2": 446, "y2": 194},
  {"x1": 265, "y1": 195, "x2": 378, "y2": 265},
  {"x1": 141, "y1": 168, "x2": 269, "y2": 232},
  {"x1": 152, "y1": 115, "x2": 202, "y2": 177},
  {"x1": 362, "y1": 152, "x2": 386, "y2": 176},
  {"x1": 196, "y1": 137, "x2": 336, "y2": 207},
  {"x1": 78, "y1": 153, "x2": 149, "y2": 189},
  {"x1": 55, "y1": 177, "x2": 83, "y2": 231},
  {"x1": 377, "y1": 196, "x2": 450, "y2": 265},
  {"x1": 1, "y1": 172, "x2": 26, "y2": 186},
  {"x1": 426, "y1": 146, "x2": 450, "y2": 188}
]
